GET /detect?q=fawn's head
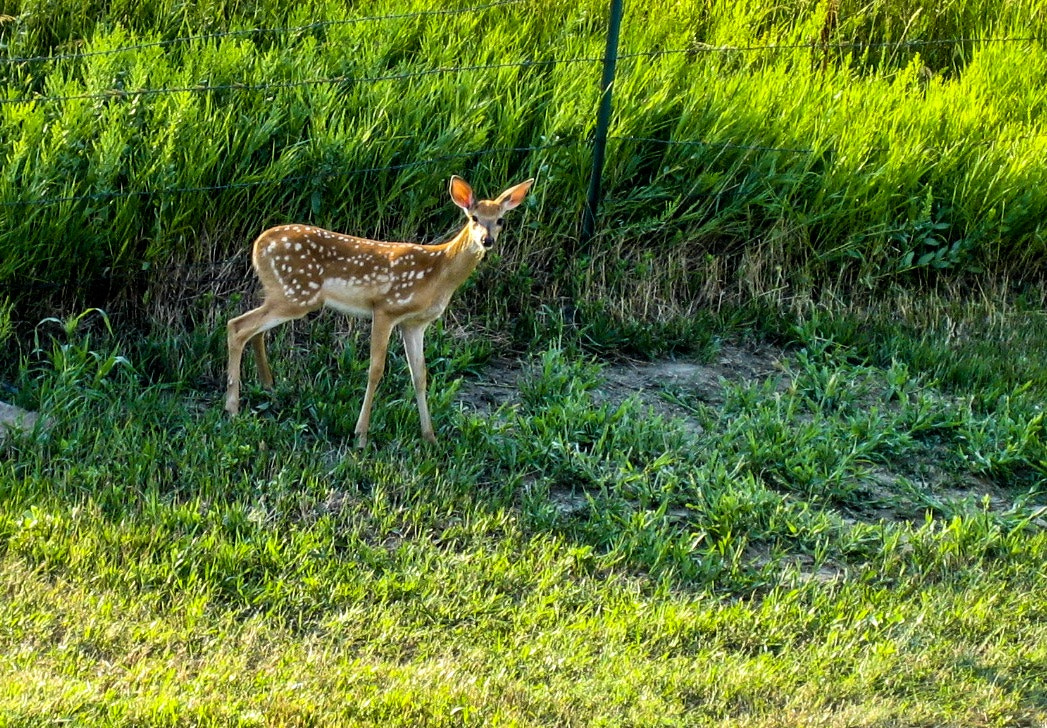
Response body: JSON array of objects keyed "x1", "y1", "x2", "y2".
[{"x1": 450, "y1": 175, "x2": 534, "y2": 250}]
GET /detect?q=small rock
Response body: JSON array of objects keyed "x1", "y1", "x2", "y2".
[{"x1": 0, "y1": 400, "x2": 40, "y2": 442}]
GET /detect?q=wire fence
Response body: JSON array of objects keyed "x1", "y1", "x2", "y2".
[
  {"x1": 1, "y1": 9, "x2": 1040, "y2": 72},
  {"x1": 0, "y1": 0, "x2": 526, "y2": 67},
  {"x1": 0, "y1": 2, "x2": 1045, "y2": 249},
  {"x1": 0, "y1": 57, "x2": 613, "y2": 106},
  {"x1": 0, "y1": 141, "x2": 575, "y2": 208},
  {"x1": 3, "y1": 36, "x2": 1043, "y2": 108}
]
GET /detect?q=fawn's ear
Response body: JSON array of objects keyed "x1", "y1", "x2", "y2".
[
  {"x1": 449, "y1": 176, "x2": 475, "y2": 212},
  {"x1": 496, "y1": 178, "x2": 534, "y2": 211}
]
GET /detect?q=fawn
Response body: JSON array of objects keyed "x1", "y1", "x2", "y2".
[{"x1": 225, "y1": 175, "x2": 534, "y2": 447}]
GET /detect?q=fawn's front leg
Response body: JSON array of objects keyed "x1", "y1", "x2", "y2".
[{"x1": 355, "y1": 311, "x2": 396, "y2": 448}]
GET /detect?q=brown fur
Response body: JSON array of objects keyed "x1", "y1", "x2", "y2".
[{"x1": 225, "y1": 175, "x2": 534, "y2": 448}]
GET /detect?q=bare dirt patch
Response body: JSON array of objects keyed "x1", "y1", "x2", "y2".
[
  {"x1": 454, "y1": 342, "x2": 1045, "y2": 529},
  {"x1": 455, "y1": 341, "x2": 785, "y2": 425},
  {"x1": 454, "y1": 358, "x2": 528, "y2": 413},
  {"x1": 0, "y1": 400, "x2": 40, "y2": 443},
  {"x1": 595, "y1": 342, "x2": 783, "y2": 418}
]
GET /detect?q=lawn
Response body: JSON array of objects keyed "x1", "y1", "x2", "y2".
[
  {"x1": 2, "y1": 0, "x2": 1046, "y2": 723},
  {"x1": 1, "y1": 297, "x2": 1045, "y2": 726}
]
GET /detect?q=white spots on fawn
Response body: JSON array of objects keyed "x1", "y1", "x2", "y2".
[{"x1": 259, "y1": 225, "x2": 446, "y2": 313}]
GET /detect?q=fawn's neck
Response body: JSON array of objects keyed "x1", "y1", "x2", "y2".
[{"x1": 438, "y1": 224, "x2": 486, "y2": 281}]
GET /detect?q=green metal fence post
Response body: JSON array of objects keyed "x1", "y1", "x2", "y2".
[{"x1": 580, "y1": 0, "x2": 624, "y2": 247}]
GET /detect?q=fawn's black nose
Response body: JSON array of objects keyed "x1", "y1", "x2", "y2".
[{"x1": 482, "y1": 234, "x2": 495, "y2": 248}]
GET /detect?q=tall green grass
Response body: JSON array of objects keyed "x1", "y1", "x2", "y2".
[{"x1": 0, "y1": 0, "x2": 1045, "y2": 332}]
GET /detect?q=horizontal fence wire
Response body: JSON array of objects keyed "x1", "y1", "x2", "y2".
[
  {"x1": 2, "y1": 18, "x2": 1039, "y2": 71},
  {"x1": 611, "y1": 130, "x2": 1047, "y2": 157},
  {"x1": 0, "y1": 0, "x2": 525, "y2": 67},
  {"x1": 0, "y1": 27, "x2": 1041, "y2": 107},
  {"x1": 612, "y1": 135, "x2": 816, "y2": 156},
  {"x1": 631, "y1": 35, "x2": 1043, "y2": 59},
  {"x1": 5, "y1": 37, "x2": 1043, "y2": 107},
  {"x1": 0, "y1": 57, "x2": 604, "y2": 106},
  {"x1": 4, "y1": 123, "x2": 1045, "y2": 211},
  {"x1": 0, "y1": 141, "x2": 576, "y2": 209}
]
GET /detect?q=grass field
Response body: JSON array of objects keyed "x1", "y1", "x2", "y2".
[
  {"x1": 0, "y1": 0, "x2": 1046, "y2": 325},
  {"x1": 1, "y1": 295, "x2": 1046, "y2": 725},
  {"x1": 2, "y1": 0, "x2": 1047, "y2": 724}
]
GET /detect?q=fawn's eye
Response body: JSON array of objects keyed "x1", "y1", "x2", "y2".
[
  {"x1": 471, "y1": 215, "x2": 479, "y2": 223},
  {"x1": 496, "y1": 218, "x2": 505, "y2": 226}
]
